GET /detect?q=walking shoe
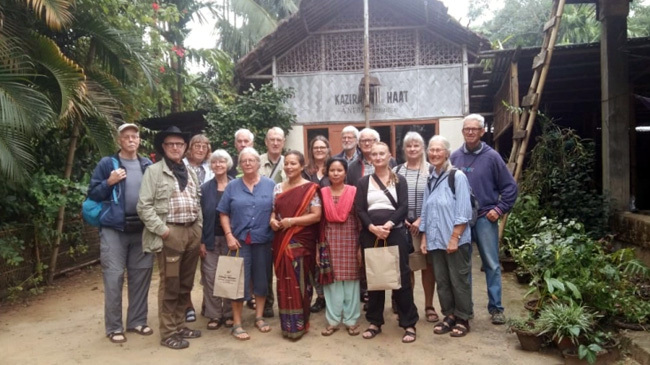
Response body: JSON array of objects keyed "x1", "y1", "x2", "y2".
[
  {"x1": 310, "y1": 297, "x2": 326, "y2": 313},
  {"x1": 491, "y1": 311, "x2": 506, "y2": 325}
]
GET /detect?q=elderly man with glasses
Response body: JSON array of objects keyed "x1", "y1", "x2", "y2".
[
  {"x1": 449, "y1": 114, "x2": 518, "y2": 326},
  {"x1": 347, "y1": 128, "x2": 396, "y2": 185},
  {"x1": 334, "y1": 125, "x2": 362, "y2": 164}
]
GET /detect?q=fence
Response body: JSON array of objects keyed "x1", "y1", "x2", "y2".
[{"x1": 0, "y1": 219, "x2": 100, "y2": 298}]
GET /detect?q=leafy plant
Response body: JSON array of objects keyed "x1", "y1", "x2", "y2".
[{"x1": 537, "y1": 302, "x2": 597, "y2": 345}]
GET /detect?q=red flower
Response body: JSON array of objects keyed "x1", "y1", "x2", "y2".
[
  {"x1": 152, "y1": 3, "x2": 159, "y2": 11},
  {"x1": 149, "y1": 152, "x2": 157, "y2": 162},
  {"x1": 159, "y1": 65, "x2": 165, "y2": 73},
  {"x1": 222, "y1": 141, "x2": 228, "y2": 146},
  {"x1": 171, "y1": 45, "x2": 185, "y2": 57}
]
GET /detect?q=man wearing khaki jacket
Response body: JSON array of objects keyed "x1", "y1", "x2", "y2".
[{"x1": 137, "y1": 126, "x2": 203, "y2": 350}]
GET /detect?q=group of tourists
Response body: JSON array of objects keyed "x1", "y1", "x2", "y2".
[{"x1": 88, "y1": 113, "x2": 518, "y2": 349}]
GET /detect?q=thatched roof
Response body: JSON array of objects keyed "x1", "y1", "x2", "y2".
[{"x1": 235, "y1": 0, "x2": 489, "y2": 83}]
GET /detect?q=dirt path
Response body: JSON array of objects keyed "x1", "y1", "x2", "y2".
[{"x1": 1, "y1": 250, "x2": 564, "y2": 365}]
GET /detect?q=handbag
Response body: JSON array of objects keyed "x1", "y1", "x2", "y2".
[
  {"x1": 82, "y1": 157, "x2": 119, "y2": 227},
  {"x1": 364, "y1": 238, "x2": 401, "y2": 291},
  {"x1": 213, "y1": 249, "x2": 245, "y2": 300}
]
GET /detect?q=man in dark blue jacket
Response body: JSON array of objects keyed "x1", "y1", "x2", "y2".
[
  {"x1": 88, "y1": 123, "x2": 153, "y2": 343},
  {"x1": 450, "y1": 114, "x2": 518, "y2": 325}
]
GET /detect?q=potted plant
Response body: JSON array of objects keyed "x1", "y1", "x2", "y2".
[
  {"x1": 561, "y1": 330, "x2": 617, "y2": 365},
  {"x1": 507, "y1": 315, "x2": 546, "y2": 351},
  {"x1": 537, "y1": 302, "x2": 597, "y2": 351}
]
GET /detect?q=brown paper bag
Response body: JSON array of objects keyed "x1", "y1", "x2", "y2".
[
  {"x1": 365, "y1": 239, "x2": 401, "y2": 291},
  {"x1": 213, "y1": 250, "x2": 245, "y2": 299}
]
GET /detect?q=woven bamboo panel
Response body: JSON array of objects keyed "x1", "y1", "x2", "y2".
[
  {"x1": 277, "y1": 36, "x2": 322, "y2": 73},
  {"x1": 320, "y1": 1, "x2": 417, "y2": 31},
  {"x1": 324, "y1": 32, "x2": 364, "y2": 71},
  {"x1": 370, "y1": 30, "x2": 416, "y2": 69},
  {"x1": 419, "y1": 31, "x2": 462, "y2": 65}
]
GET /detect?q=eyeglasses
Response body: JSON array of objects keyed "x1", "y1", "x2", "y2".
[
  {"x1": 428, "y1": 148, "x2": 446, "y2": 153},
  {"x1": 240, "y1": 159, "x2": 257, "y2": 165},
  {"x1": 341, "y1": 136, "x2": 356, "y2": 141},
  {"x1": 192, "y1": 143, "x2": 209, "y2": 150},
  {"x1": 462, "y1": 127, "x2": 483, "y2": 134},
  {"x1": 313, "y1": 146, "x2": 328, "y2": 151},
  {"x1": 163, "y1": 142, "x2": 186, "y2": 148},
  {"x1": 359, "y1": 139, "x2": 377, "y2": 144}
]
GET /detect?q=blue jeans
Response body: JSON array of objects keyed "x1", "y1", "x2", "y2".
[{"x1": 471, "y1": 216, "x2": 503, "y2": 313}]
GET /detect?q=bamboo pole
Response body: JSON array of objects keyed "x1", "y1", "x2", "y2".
[{"x1": 363, "y1": 0, "x2": 370, "y2": 127}]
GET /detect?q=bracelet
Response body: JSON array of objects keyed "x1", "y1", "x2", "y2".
[
  {"x1": 225, "y1": 232, "x2": 232, "y2": 236},
  {"x1": 451, "y1": 234, "x2": 460, "y2": 240},
  {"x1": 289, "y1": 218, "x2": 293, "y2": 227}
]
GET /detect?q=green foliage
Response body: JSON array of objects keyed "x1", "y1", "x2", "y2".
[
  {"x1": 502, "y1": 194, "x2": 544, "y2": 253},
  {"x1": 521, "y1": 118, "x2": 608, "y2": 238},
  {"x1": 537, "y1": 302, "x2": 597, "y2": 344},
  {"x1": 205, "y1": 83, "x2": 295, "y2": 157}
]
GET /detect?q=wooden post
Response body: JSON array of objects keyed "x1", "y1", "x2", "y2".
[
  {"x1": 363, "y1": 0, "x2": 370, "y2": 127},
  {"x1": 599, "y1": 0, "x2": 630, "y2": 211}
]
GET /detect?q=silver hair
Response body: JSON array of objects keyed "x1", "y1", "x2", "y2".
[
  {"x1": 234, "y1": 128, "x2": 254, "y2": 142},
  {"x1": 266, "y1": 127, "x2": 285, "y2": 140},
  {"x1": 210, "y1": 149, "x2": 233, "y2": 169},
  {"x1": 463, "y1": 114, "x2": 485, "y2": 129},
  {"x1": 402, "y1": 131, "x2": 428, "y2": 174},
  {"x1": 359, "y1": 127, "x2": 380, "y2": 142},
  {"x1": 341, "y1": 125, "x2": 360, "y2": 139},
  {"x1": 428, "y1": 135, "x2": 452, "y2": 156},
  {"x1": 239, "y1": 147, "x2": 261, "y2": 164}
]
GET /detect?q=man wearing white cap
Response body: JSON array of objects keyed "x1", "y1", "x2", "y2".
[{"x1": 88, "y1": 123, "x2": 154, "y2": 344}]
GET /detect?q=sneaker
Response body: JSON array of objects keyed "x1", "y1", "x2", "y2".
[
  {"x1": 310, "y1": 297, "x2": 326, "y2": 313},
  {"x1": 491, "y1": 311, "x2": 506, "y2": 325}
]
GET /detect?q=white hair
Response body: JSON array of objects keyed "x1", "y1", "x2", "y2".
[
  {"x1": 341, "y1": 125, "x2": 359, "y2": 139},
  {"x1": 266, "y1": 127, "x2": 285, "y2": 140},
  {"x1": 463, "y1": 114, "x2": 485, "y2": 129},
  {"x1": 402, "y1": 131, "x2": 428, "y2": 174},
  {"x1": 234, "y1": 128, "x2": 254, "y2": 142},
  {"x1": 239, "y1": 147, "x2": 261, "y2": 164},
  {"x1": 359, "y1": 128, "x2": 380, "y2": 142},
  {"x1": 210, "y1": 149, "x2": 233, "y2": 169},
  {"x1": 428, "y1": 135, "x2": 452, "y2": 156}
]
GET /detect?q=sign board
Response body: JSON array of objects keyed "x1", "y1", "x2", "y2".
[{"x1": 276, "y1": 66, "x2": 464, "y2": 123}]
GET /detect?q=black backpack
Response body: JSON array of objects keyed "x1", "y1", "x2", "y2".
[{"x1": 448, "y1": 169, "x2": 479, "y2": 227}]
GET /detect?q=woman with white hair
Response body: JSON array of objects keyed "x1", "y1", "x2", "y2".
[
  {"x1": 218, "y1": 147, "x2": 276, "y2": 340},
  {"x1": 393, "y1": 132, "x2": 439, "y2": 324},
  {"x1": 200, "y1": 150, "x2": 234, "y2": 331},
  {"x1": 420, "y1": 135, "x2": 473, "y2": 338}
]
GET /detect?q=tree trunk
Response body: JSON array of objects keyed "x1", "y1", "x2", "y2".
[{"x1": 47, "y1": 122, "x2": 80, "y2": 284}]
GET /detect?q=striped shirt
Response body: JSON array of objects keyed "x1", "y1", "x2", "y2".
[
  {"x1": 167, "y1": 177, "x2": 200, "y2": 223},
  {"x1": 393, "y1": 163, "x2": 430, "y2": 219}
]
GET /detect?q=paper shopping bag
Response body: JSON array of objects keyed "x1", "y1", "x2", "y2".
[
  {"x1": 364, "y1": 239, "x2": 401, "y2": 291},
  {"x1": 213, "y1": 250, "x2": 245, "y2": 299}
]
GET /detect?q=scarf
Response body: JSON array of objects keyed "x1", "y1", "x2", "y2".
[
  {"x1": 164, "y1": 157, "x2": 188, "y2": 191},
  {"x1": 321, "y1": 185, "x2": 356, "y2": 223}
]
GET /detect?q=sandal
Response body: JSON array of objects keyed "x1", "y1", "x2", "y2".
[
  {"x1": 402, "y1": 328, "x2": 416, "y2": 343},
  {"x1": 127, "y1": 325, "x2": 153, "y2": 336},
  {"x1": 346, "y1": 325, "x2": 360, "y2": 336},
  {"x1": 321, "y1": 325, "x2": 339, "y2": 336},
  {"x1": 185, "y1": 308, "x2": 196, "y2": 323},
  {"x1": 450, "y1": 319, "x2": 470, "y2": 337},
  {"x1": 207, "y1": 319, "x2": 222, "y2": 330},
  {"x1": 433, "y1": 316, "x2": 456, "y2": 335},
  {"x1": 231, "y1": 325, "x2": 250, "y2": 341},
  {"x1": 362, "y1": 325, "x2": 382, "y2": 339},
  {"x1": 255, "y1": 317, "x2": 271, "y2": 333},
  {"x1": 425, "y1": 306, "x2": 440, "y2": 323},
  {"x1": 223, "y1": 317, "x2": 234, "y2": 328},
  {"x1": 160, "y1": 334, "x2": 189, "y2": 349},
  {"x1": 107, "y1": 331, "x2": 127, "y2": 343},
  {"x1": 177, "y1": 327, "x2": 202, "y2": 339}
]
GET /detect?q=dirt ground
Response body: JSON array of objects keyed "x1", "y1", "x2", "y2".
[{"x1": 1, "y1": 249, "x2": 575, "y2": 365}]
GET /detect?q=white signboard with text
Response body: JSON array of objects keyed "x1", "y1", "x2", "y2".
[{"x1": 276, "y1": 66, "x2": 464, "y2": 123}]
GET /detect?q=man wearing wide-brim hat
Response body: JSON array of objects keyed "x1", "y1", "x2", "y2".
[{"x1": 137, "y1": 126, "x2": 204, "y2": 349}]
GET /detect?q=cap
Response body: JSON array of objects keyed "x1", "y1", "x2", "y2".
[{"x1": 118, "y1": 123, "x2": 139, "y2": 133}]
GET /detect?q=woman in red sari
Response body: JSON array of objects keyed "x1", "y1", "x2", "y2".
[{"x1": 269, "y1": 150, "x2": 322, "y2": 340}]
